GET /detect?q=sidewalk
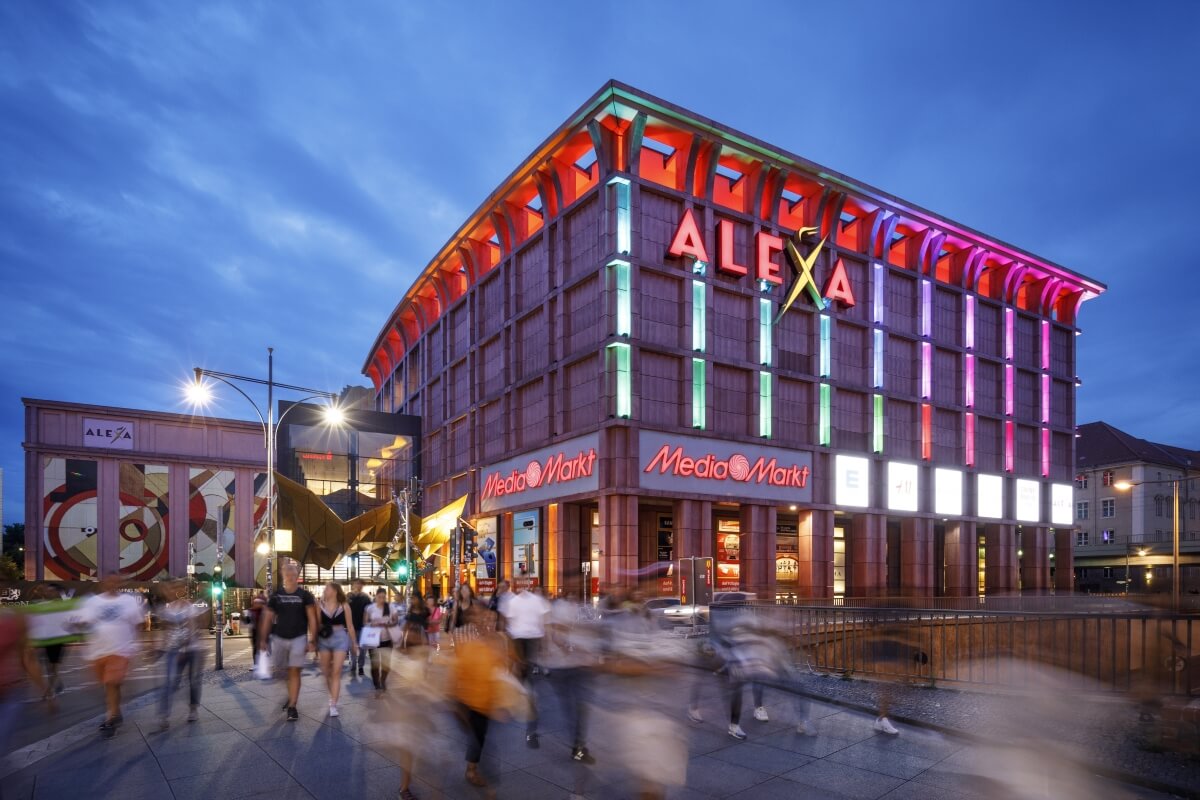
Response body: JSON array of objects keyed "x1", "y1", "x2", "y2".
[{"x1": 1, "y1": 655, "x2": 1184, "y2": 800}]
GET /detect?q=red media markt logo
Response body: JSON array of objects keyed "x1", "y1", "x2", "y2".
[
  {"x1": 644, "y1": 444, "x2": 809, "y2": 488},
  {"x1": 483, "y1": 448, "x2": 597, "y2": 501},
  {"x1": 525, "y1": 460, "x2": 543, "y2": 488}
]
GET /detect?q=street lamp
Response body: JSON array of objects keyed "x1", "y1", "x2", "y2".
[
  {"x1": 185, "y1": 347, "x2": 344, "y2": 597},
  {"x1": 1114, "y1": 477, "x2": 1194, "y2": 613}
]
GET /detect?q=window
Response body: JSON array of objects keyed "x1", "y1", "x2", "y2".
[
  {"x1": 1103, "y1": 567, "x2": 1114, "y2": 579},
  {"x1": 1075, "y1": 473, "x2": 1088, "y2": 489},
  {"x1": 1101, "y1": 498, "x2": 1115, "y2": 518},
  {"x1": 1102, "y1": 470, "x2": 1115, "y2": 487},
  {"x1": 1102, "y1": 529, "x2": 1115, "y2": 544},
  {"x1": 1075, "y1": 530, "x2": 1089, "y2": 546},
  {"x1": 1154, "y1": 495, "x2": 1164, "y2": 517},
  {"x1": 1076, "y1": 501, "x2": 1089, "y2": 520}
]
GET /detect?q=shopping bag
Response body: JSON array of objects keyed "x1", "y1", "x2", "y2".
[
  {"x1": 359, "y1": 626, "x2": 382, "y2": 648},
  {"x1": 254, "y1": 650, "x2": 272, "y2": 680}
]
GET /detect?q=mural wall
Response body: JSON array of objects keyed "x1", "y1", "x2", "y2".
[
  {"x1": 118, "y1": 463, "x2": 170, "y2": 580},
  {"x1": 42, "y1": 457, "x2": 99, "y2": 580},
  {"x1": 188, "y1": 468, "x2": 236, "y2": 580}
]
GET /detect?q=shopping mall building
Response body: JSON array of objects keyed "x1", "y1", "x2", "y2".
[{"x1": 363, "y1": 81, "x2": 1105, "y2": 600}]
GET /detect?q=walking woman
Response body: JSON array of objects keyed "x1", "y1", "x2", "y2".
[
  {"x1": 316, "y1": 582, "x2": 358, "y2": 718},
  {"x1": 448, "y1": 584, "x2": 508, "y2": 788},
  {"x1": 364, "y1": 588, "x2": 397, "y2": 695},
  {"x1": 404, "y1": 591, "x2": 430, "y2": 650}
]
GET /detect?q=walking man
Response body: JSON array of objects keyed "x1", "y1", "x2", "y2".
[
  {"x1": 259, "y1": 560, "x2": 317, "y2": 721},
  {"x1": 502, "y1": 582, "x2": 550, "y2": 748},
  {"x1": 347, "y1": 579, "x2": 371, "y2": 678},
  {"x1": 72, "y1": 575, "x2": 146, "y2": 738},
  {"x1": 156, "y1": 579, "x2": 206, "y2": 728}
]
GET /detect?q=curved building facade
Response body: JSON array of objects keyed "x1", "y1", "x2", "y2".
[{"x1": 363, "y1": 81, "x2": 1105, "y2": 600}]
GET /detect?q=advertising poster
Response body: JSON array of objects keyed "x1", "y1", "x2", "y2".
[
  {"x1": 512, "y1": 509, "x2": 540, "y2": 588},
  {"x1": 716, "y1": 518, "x2": 740, "y2": 591},
  {"x1": 475, "y1": 516, "x2": 498, "y2": 596},
  {"x1": 775, "y1": 523, "x2": 799, "y2": 584}
]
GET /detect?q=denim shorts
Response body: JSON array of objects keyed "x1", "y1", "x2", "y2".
[{"x1": 317, "y1": 626, "x2": 350, "y2": 653}]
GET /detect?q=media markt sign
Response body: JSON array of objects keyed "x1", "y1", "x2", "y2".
[
  {"x1": 639, "y1": 432, "x2": 813, "y2": 504},
  {"x1": 83, "y1": 418, "x2": 135, "y2": 450},
  {"x1": 480, "y1": 432, "x2": 600, "y2": 513}
]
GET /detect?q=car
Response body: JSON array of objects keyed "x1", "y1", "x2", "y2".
[
  {"x1": 711, "y1": 591, "x2": 756, "y2": 605},
  {"x1": 662, "y1": 601, "x2": 709, "y2": 626},
  {"x1": 643, "y1": 597, "x2": 682, "y2": 627}
]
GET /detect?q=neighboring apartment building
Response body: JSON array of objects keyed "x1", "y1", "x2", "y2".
[{"x1": 1073, "y1": 421, "x2": 1200, "y2": 596}]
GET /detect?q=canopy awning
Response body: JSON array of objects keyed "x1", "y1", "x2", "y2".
[
  {"x1": 415, "y1": 495, "x2": 468, "y2": 558},
  {"x1": 273, "y1": 472, "x2": 400, "y2": 569}
]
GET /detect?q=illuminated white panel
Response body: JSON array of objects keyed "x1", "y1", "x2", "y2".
[
  {"x1": 977, "y1": 474, "x2": 1004, "y2": 519},
  {"x1": 934, "y1": 468, "x2": 964, "y2": 517},
  {"x1": 1050, "y1": 483, "x2": 1073, "y2": 526},
  {"x1": 835, "y1": 455, "x2": 871, "y2": 508},
  {"x1": 1015, "y1": 479, "x2": 1040, "y2": 523},
  {"x1": 887, "y1": 461, "x2": 920, "y2": 513}
]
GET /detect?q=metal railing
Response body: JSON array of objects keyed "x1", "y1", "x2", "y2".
[{"x1": 713, "y1": 602, "x2": 1200, "y2": 697}]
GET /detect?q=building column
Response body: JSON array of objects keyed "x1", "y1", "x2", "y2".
[
  {"x1": 739, "y1": 504, "x2": 776, "y2": 599},
  {"x1": 985, "y1": 523, "x2": 1018, "y2": 595},
  {"x1": 24, "y1": 448, "x2": 41, "y2": 579},
  {"x1": 943, "y1": 521, "x2": 976, "y2": 597},
  {"x1": 900, "y1": 517, "x2": 935, "y2": 598},
  {"x1": 1054, "y1": 526, "x2": 1074, "y2": 593},
  {"x1": 850, "y1": 512, "x2": 887, "y2": 598},
  {"x1": 1020, "y1": 526, "x2": 1051, "y2": 593},
  {"x1": 169, "y1": 464, "x2": 191, "y2": 579},
  {"x1": 674, "y1": 498, "x2": 714, "y2": 560},
  {"x1": 97, "y1": 458, "x2": 120, "y2": 577},
  {"x1": 546, "y1": 502, "x2": 583, "y2": 596},
  {"x1": 797, "y1": 509, "x2": 832, "y2": 598},
  {"x1": 599, "y1": 493, "x2": 638, "y2": 589},
  {"x1": 234, "y1": 468, "x2": 254, "y2": 586}
]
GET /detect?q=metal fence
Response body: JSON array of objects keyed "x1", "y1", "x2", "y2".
[{"x1": 713, "y1": 602, "x2": 1200, "y2": 697}]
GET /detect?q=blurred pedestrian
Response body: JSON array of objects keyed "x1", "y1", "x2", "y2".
[
  {"x1": 259, "y1": 560, "x2": 317, "y2": 722},
  {"x1": 1, "y1": 608, "x2": 48, "y2": 785},
  {"x1": 426, "y1": 597, "x2": 443, "y2": 653},
  {"x1": 155, "y1": 579, "x2": 206, "y2": 729},
  {"x1": 347, "y1": 578, "x2": 371, "y2": 677},
  {"x1": 503, "y1": 581, "x2": 549, "y2": 748},
  {"x1": 316, "y1": 581, "x2": 358, "y2": 718},
  {"x1": 449, "y1": 596, "x2": 512, "y2": 789},
  {"x1": 403, "y1": 590, "x2": 430, "y2": 650},
  {"x1": 70, "y1": 575, "x2": 146, "y2": 738},
  {"x1": 545, "y1": 581, "x2": 598, "y2": 763},
  {"x1": 22, "y1": 582, "x2": 80, "y2": 700},
  {"x1": 365, "y1": 588, "x2": 397, "y2": 694},
  {"x1": 245, "y1": 593, "x2": 266, "y2": 665}
]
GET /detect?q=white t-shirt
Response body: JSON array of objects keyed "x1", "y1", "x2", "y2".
[
  {"x1": 504, "y1": 590, "x2": 550, "y2": 640},
  {"x1": 78, "y1": 592, "x2": 145, "y2": 659}
]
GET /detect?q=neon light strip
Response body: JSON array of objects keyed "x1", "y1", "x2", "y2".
[
  {"x1": 1005, "y1": 364, "x2": 1014, "y2": 416},
  {"x1": 921, "y1": 342, "x2": 932, "y2": 399},
  {"x1": 608, "y1": 343, "x2": 631, "y2": 418},
  {"x1": 965, "y1": 353, "x2": 975, "y2": 408},
  {"x1": 1041, "y1": 373, "x2": 1050, "y2": 423},
  {"x1": 965, "y1": 295, "x2": 975, "y2": 350},
  {"x1": 873, "y1": 263, "x2": 884, "y2": 324},
  {"x1": 692, "y1": 280, "x2": 706, "y2": 352},
  {"x1": 759, "y1": 371, "x2": 772, "y2": 438},
  {"x1": 1040, "y1": 319, "x2": 1051, "y2": 371},
  {"x1": 609, "y1": 177, "x2": 631, "y2": 255},
  {"x1": 873, "y1": 329, "x2": 884, "y2": 389},
  {"x1": 1004, "y1": 420, "x2": 1014, "y2": 472},
  {"x1": 609, "y1": 259, "x2": 631, "y2": 337},
  {"x1": 1004, "y1": 307, "x2": 1014, "y2": 361},
  {"x1": 819, "y1": 383, "x2": 831, "y2": 446},
  {"x1": 759, "y1": 298, "x2": 772, "y2": 366},
  {"x1": 819, "y1": 314, "x2": 831, "y2": 378},
  {"x1": 691, "y1": 358, "x2": 706, "y2": 429},
  {"x1": 1041, "y1": 427, "x2": 1051, "y2": 477},
  {"x1": 921, "y1": 403, "x2": 932, "y2": 460},
  {"x1": 965, "y1": 412, "x2": 975, "y2": 467},
  {"x1": 873, "y1": 393, "x2": 884, "y2": 453},
  {"x1": 921, "y1": 279, "x2": 932, "y2": 338}
]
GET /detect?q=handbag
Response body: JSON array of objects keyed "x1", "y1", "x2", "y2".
[{"x1": 359, "y1": 626, "x2": 382, "y2": 648}]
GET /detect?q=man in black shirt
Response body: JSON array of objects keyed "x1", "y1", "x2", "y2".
[
  {"x1": 346, "y1": 579, "x2": 370, "y2": 677},
  {"x1": 258, "y1": 560, "x2": 317, "y2": 721}
]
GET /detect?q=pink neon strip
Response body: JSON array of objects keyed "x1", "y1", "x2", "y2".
[
  {"x1": 965, "y1": 412, "x2": 975, "y2": 467},
  {"x1": 1040, "y1": 320, "x2": 1051, "y2": 371},
  {"x1": 965, "y1": 353, "x2": 975, "y2": 408},
  {"x1": 921, "y1": 403, "x2": 932, "y2": 461},
  {"x1": 1004, "y1": 308, "x2": 1014, "y2": 361},
  {"x1": 1041, "y1": 374, "x2": 1050, "y2": 423},
  {"x1": 965, "y1": 295, "x2": 975, "y2": 350},
  {"x1": 921, "y1": 280, "x2": 932, "y2": 338},
  {"x1": 1041, "y1": 427, "x2": 1051, "y2": 477},
  {"x1": 921, "y1": 342, "x2": 932, "y2": 399},
  {"x1": 1004, "y1": 420, "x2": 1014, "y2": 472},
  {"x1": 1005, "y1": 364, "x2": 1014, "y2": 416}
]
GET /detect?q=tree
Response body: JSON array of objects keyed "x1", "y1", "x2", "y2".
[
  {"x1": 2, "y1": 523, "x2": 24, "y2": 561},
  {"x1": 0, "y1": 555, "x2": 21, "y2": 581}
]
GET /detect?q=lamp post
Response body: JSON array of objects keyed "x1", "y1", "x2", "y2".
[
  {"x1": 186, "y1": 348, "x2": 343, "y2": 595},
  {"x1": 1115, "y1": 476, "x2": 1194, "y2": 613}
]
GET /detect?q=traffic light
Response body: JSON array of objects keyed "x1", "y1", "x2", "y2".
[
  {"x1": 211, "y1": 581, "x2": 223, "y2": 598},
  {"x1": 396, "y1": 560, "x2": 410, "y2": 584},
  {"x1": 464, "y1": 531, "x2": 478, "y2": 561}
]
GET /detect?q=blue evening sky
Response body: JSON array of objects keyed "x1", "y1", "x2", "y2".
[{"x1": 2, "y1": 1, "x2": 1198, "y2": 523}]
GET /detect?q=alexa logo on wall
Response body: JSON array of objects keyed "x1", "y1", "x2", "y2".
[{"x1": 83, "y1": 418, "x2": 135, "y2": 450}]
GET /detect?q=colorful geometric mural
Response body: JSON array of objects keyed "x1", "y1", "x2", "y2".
[
  {"x1": 118, "y1": 463, "x2": 170, "y2": 580},
  {"x1": 251, "y1": 472, "x2": 270, "y2": 588},
  {"x1": 43, "y1": 457, "x2": 99, "y2": 580},
  {"x1": 188, "y1": 468, "x2": 236, "y2": 580}
]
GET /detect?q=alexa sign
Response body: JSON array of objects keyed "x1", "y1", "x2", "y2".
[
  {"x1": 83, "y1": 418, "x2": 134, "y2": 450},
  {"x1": 639, "y1": 432, "x2": 813, "y2": 503},
  {"x1": 480, "y1": 433, "x2": 600, "y2": 513}
]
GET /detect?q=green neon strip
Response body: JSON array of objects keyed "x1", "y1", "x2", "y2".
[
  {"x1": 692, "y1": 358, "x2": 706, "y2": 429},
  {"x1": 819, "y1": 383, "x2": 831, "y2": 446},
  {"x1": 873, "y1": 393, "x2": 884, "y2": 453},
  {"x1": 759, "y1": 298, "x2": 772, "y2": 365},
  {"x1": 609, "y1": 177, "x2": 631, "y2": 255},
  {"x1": 608, "y1": 343, "x2": 631, "y2": 418},
  {"x1": 610, "y1": 259, "x2": 631, "y2": 336},
  {"x1": 759, "y1": 371, "x2": 772, "y2": 438},
  {"x1": 692, "y1": 280, "x2": 706, "y2": 352}
]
